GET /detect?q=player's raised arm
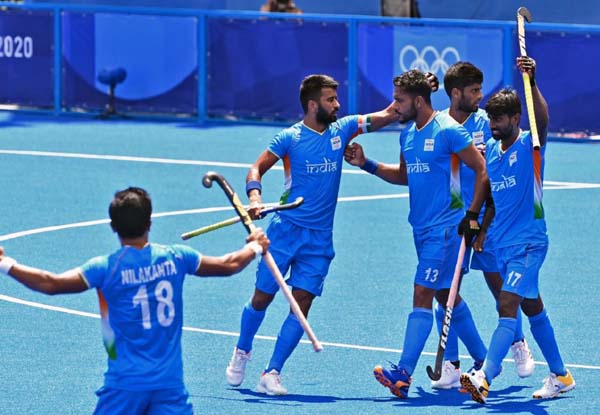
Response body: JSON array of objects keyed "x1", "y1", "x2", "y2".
[
  {"x1": 195, "y1": 228, "x2": 270, "y2": 277},
  {"x1": 0, "y1": 247, "x2": 88, "y2": 294},
  {"x1": 517, "y1": 56, "x2": 549, "y2": 146},
  {"x1": 363, "y1": 101, "x2": 401, "y2": 131}
]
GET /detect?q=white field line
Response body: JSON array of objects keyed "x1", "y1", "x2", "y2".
[
  {"x1": 1, "y1": 150, "x2": 598, "y2": 242},
  {"x1": 1, "y1": 293, "x2": 598, "y2": 370},
  {"x1": 4, "y1": 149, "x2": 600, "y2": 183},
  {"x1": 0, "y1": 149, "x2": 361, "y2": 175},
  {"x1": 2, "y1": 149, "x2": 600, "y2": 370}
]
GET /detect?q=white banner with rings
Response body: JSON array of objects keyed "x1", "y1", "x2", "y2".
[{"x1": 393, "y1": 25, "x2": 504, "y2": 109}]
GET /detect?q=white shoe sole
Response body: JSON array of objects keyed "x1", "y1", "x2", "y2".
[
  {"x1": 431, "y1": 381, "x2": 461, "y2": 389},
  {"x1": 256, "y1": 383, "x2": 287, "y2": 395}
]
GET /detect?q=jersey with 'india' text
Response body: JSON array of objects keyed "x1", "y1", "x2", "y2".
[
  {"x1": 485, "y1": 130, "x2": 547, "y2": 248},
  {"x1": 400, "y1": 111, "x2": 472, "y2": 232},
  {"x1": 269, "y1": 115, "x2": 371, "y2": 230}
]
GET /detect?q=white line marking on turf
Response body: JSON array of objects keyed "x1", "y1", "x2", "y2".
[
  {"x1": 0, "y1": 293, "x2": 597, "y2": 371},
  {"x1": 4, "y1": 149, "x2": 600, "y2": 183},
  {"x1": 0, "y1": 206, "x2": 238, "y2": 242},
  {"x1": 2, "y1": 149, "x2": 600, "y2": 370},
  {"x1": 0, "y1": 194, "x2": 409, "y2": 242},
  {"x1": 1, "y1": 176, "x2": 597, "y2": 242},
  {"x1": 0, "y1": 149, "x2": 363, "y2": 175}
]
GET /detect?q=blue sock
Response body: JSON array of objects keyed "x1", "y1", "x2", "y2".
[
  {"x1": 451, "y1": 301, "x2": 487, "y2": 362},
  {"x1": 266, "y1": 313, "x2": 304, "y2": 373},
  {"x1": 529, "y1": 309, "x2": 566, "y2": 376},
  {"x1": 236, "y1": 302, "x2": 266, "y2": 352},
  {"x1": 398, "y1": 308, "x2": 433, "y2": 375},
  {"x1": 435, "y1": 303, "x2": 459, "y2": 362},
  {"x1": 494, "y1": 300, "x2": 525, "y2": 343},
  {"x1": 483, "y1": 317, "x2": 517, "y2": 384},
  {"x1": 514, "y1": 307, "x2": 525, "y2": 343}
]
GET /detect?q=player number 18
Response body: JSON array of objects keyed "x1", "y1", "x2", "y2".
[{"x1": 132, "y1": 280, "x2": 176, "y2": 329}]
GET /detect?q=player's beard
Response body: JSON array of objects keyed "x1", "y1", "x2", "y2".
[
  {"x1": 316, "y1": 104, "x2": 337, "y2": 125},
  {"x1": 492, "y1": 123, "x2": 517, "y2": 141},
  {"x1": 398, "y1": 101, "x2": 418, "y2": 124},
  {"x1": 458, "y1": 96, "x2": 479, "y2": 114}
]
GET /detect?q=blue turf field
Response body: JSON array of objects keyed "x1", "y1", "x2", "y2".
[{"x1": 1, "y1": 112, "x2": 599, "y2": 414}]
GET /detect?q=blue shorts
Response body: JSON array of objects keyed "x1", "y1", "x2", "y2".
[
  {"x1": 470, "y1": 246, "x2": 499, "y2": 273},
  {"x1": 413, "y1": 225, "x2": 461, "y2": 290},
  {"x1": 94, "y1": 385, "x2": 193, "y2": 415},
  {"x1": 496, "y1": 243, "x2": 548, "y2": 299},
  {"x1": 463, "y1": 235, "x2": 498, "y2": 274},
  {"x1": 256, "y1": 215, "x2": 335, "y2": 297}
]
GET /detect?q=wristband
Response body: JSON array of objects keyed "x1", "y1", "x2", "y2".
[
  {"x1": 246, "y1": 180, "x2": 262, "y2": 196},
  {"x1": 245, "y1": 241, "x2": 263, "y2": 259},
  {"x1": 360, "y1": 158, "x2": 379, "y2": 175},
  {"x1": 0, "y1": 256, "x2": 17, "y2": 274},
  {"x1": 465, "y1": 210, "x2": 479, "y2": 220}
]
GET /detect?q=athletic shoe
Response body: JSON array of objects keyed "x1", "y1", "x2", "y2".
[
  {"x1": 256, "y1": 369, "x2": 288, "y2": 395},
  {"x1": 532, "y1": 370, "x2": 575, "y2": 399},
  {"x1": 226, "y1": 347, "x2": 251, "y2": 386},
  {"x1": 510, "y1": 339, "x2": 535, "y2": 378},
  {"x1": 431, "y1": 360, "x2": 461, "y2": 389},
  {"x1": 373, "y1": 363, "x2": 412, "y2": 398},
  {"x1": 460, "y1": 369, "x2": 489, "y2": 404}
]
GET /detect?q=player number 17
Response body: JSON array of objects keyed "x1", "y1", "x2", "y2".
[{"x1": 506, "y1": 271, "x2": 523, "y2": 287}]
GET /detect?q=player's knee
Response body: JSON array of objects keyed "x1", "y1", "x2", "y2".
[
  {"x1": 291, "y1": 288, "x2": 315, "y2": 315},
  {"x1": 414, "y1": 285, "x2": 435, "y2": 307},
  {"x1": 251, "y1": 289, "x2": 275, "y2": 310},
  {"x1": 497, "y1": 290, "x2": 523, "y2": 317},
  {"x1": 520, "y1": 296, "x2": 544, "y2": 317}
]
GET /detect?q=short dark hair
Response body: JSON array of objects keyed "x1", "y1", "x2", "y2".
[
  {"x1": 485, "y1": 88, "x2": 522, "y2": 118},
  {"x1": 443, "y1": 62, "x2": 484, "y2": 98},
  {"x1": 299, "y1": 74, "x2": 338, "y2": 113},
  {"x1": 109, "y1": 187, "x2": 152, "y2": 238},
  {"x1": 393, "y1": 69, "x2": 431, "y2": 104}
]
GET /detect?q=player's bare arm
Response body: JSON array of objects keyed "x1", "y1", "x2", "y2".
[
  {"x1": 0, "y1": 248, "x2": 88, "y2": 294},
  {"x1": 344, "y1": 142, "x2": 407, "y2": 185},
  {"x1": 458, "y1": 143, "x2": 489, "y2": 214},
  {"x1": 246, "y1": 150, "x2": 279, "y2": 219},
  {"x1": 365, "y1": 102, "x2": 401, "y2": 131},
  {"x1": 195, "y1": 228, "x2": 270, "y2": 277},
  {"x1": 517, "y1": 56, "x2": 549, "y2": 145}
]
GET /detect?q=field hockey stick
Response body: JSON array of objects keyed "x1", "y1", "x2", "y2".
[
  {"x1": 426, "y1": 237, "x2": 467, "y2": 380},
  {"x1": 202, "y1": 171, "x2": 323, "y2": 352},
  {"x1": 517, "y1": 7, "x2": 541, "y2": 150},
  {"x1": 180, "y1": 197, "x2": 304, "y2": 240}
]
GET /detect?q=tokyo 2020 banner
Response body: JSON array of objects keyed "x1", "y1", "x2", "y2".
[{"x1": 0, "y1": 9, "x2": 54, "y2": 108}]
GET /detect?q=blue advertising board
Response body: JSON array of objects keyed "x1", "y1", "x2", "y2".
[
  {"x1": 514, "y1": 30, "x2": 600, "y2": 134},
  {"x1": 62, "y1": 12, "x2": 198, "y2": 114},
  {"x1": 206, "y1": 18, "x2": 348, "y2": 121},
  {"x1": 0, "y1": 9, "x2": 54, "y2": 108}
]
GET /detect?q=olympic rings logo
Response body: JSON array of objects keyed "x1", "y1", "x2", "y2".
[{"x1": 399, "y1": 45, "x2": 461, "y2": 76}]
